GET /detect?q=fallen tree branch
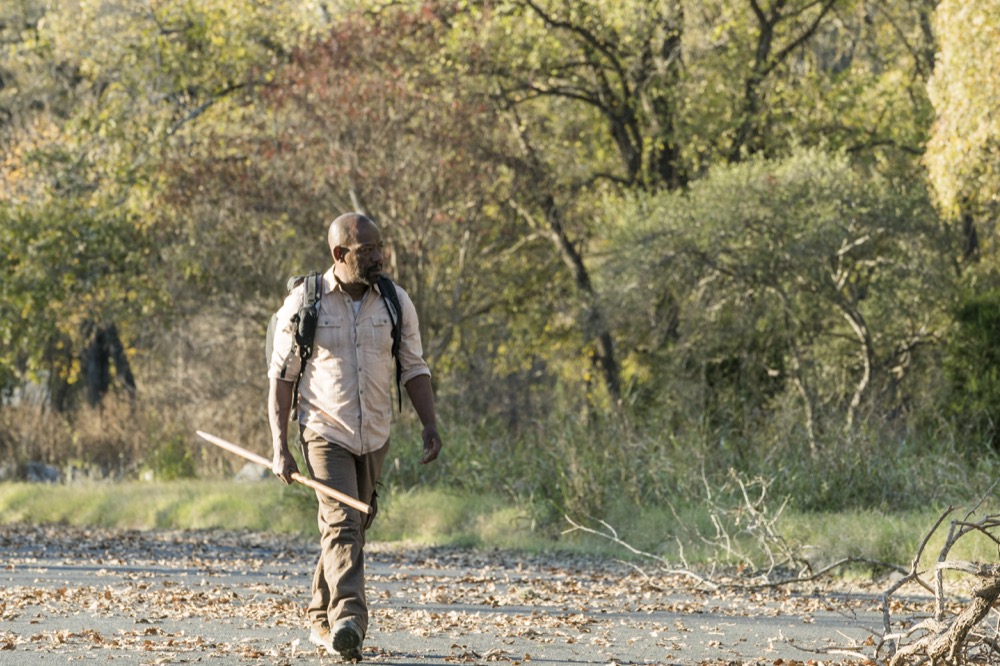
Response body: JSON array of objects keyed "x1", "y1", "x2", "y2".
[
  {"x1": 889, "y1": 574, "x2": 1000, "y2": 666},
  {"x1": 562, "y1": 515, "x2": 719, "y2": 590},
  {"x1": 750, "y1": 555, "x2": 907, "y2": 590},
  {"x1": 568, "y1": 468, "x2": 912, "y2": 593},
  {"x1": 881, "y1": 481, "x2": 1000, "y2": 665},
  {"x1": 881, "y1": 506, "x2": 955, "y2": 648}
]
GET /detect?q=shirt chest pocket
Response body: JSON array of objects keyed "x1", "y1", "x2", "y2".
[
  {"x1": 314, "y1": 316, "x2": 348, "y2": 352},
  {"x1": 362, "y1": 314, "x2": 393, "y2": 357}
]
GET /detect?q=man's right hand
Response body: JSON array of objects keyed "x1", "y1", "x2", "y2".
[
  {"x1": 267, "y1": 378, "x2": 297, "y2": 484},
  {"x1": 272, "y1": 449, "x2": 299, "y2": 484}
]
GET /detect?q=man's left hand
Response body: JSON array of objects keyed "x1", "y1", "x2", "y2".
[{"x1": 419, "y1": 424, "x2": 442, "y2": 464}]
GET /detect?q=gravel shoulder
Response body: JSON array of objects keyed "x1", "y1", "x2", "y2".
[{"x1": 0, "y1": 525, "x2": 913, "y2": 665}]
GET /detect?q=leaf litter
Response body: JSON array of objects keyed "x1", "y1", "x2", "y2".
[{"x1": 0, "y1": 524, "x2": 909, "y2": 664}]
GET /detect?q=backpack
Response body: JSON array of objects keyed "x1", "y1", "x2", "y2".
[{"x1": 266, "y1": 272, "x2": 404, "y2": 409}]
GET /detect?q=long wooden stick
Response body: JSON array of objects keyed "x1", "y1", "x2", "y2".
[{"x1": 195, "y1": 430, "x2": 371, "y2": 514}]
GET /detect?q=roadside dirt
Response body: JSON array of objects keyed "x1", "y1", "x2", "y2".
[{"x1": 0, "y1": 524, "x2": 921, "y2": 665}]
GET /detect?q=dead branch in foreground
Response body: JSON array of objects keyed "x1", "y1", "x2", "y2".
[
  {"x1": 881, "y1": 484, "x2": 1000, "y2": 666},
  {"x1": 563, "y1": 513, "x2": 903, "y2": 592},
  {"x1": 562, "y1": 514, "x2": 720, "y2": 590},
  {"x1": 564, "y1": 468, "x2": 906, "y2": 592},
  {"x1": 566, "y1": 476, "x2": 1000, "y2": 665}
]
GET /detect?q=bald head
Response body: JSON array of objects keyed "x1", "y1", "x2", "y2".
[
  {"x1": 328, "y1": 212, "x2": 378, "y2": 253},
  {"x1": 328, "y1": 212, "x2": 385, "y2": 290}
]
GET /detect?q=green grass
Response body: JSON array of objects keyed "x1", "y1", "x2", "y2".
[
  {"x1": 0, "y1": 480, "x2": 316, "y2": 534},
  {"x1": 373, "y1": 486, "x2": 542, "y2": 549},
  {"x1": 2, "y1": 479, "x2": 996, "y2": 575}
]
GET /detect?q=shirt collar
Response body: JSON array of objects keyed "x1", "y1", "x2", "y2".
[
  {"x1": 323, "y1": 267, "x2": 340, "y2": 293},
  {"x1": 324, "y1": 267, "x2": 382, "y2": 296}
]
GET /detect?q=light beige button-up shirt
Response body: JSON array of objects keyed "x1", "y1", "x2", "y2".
[{"x1": 267, "y1": 268, "x2": 430, "y2": 455}]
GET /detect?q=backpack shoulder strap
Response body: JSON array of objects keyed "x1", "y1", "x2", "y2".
[
  {"x1": 377, "y1": 276, "x2": 403, "y2": 411},
  {"x1": 304, "y1": 271, "x2": 322, "y2": 307},
  {"x1": 377, "y1": 276, "x2": 401, "y2": 355},
  {"x1": 296, "y1": 271, "x2": 323, "y2": 362},
  {"x1": 272, "y1": 273, "x2": 309, "y2": 379}
]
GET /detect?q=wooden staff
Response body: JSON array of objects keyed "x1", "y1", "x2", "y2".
[{"x1": 195, "y1": 430, "x2": 371, "y2": 514}]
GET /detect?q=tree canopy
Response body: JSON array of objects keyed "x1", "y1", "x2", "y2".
[
  {"x1": 1, "y1": 0, "x2": 997, "y2": 481},
  {"x1": 925, "y1": 0, "x2": 1000, "y2": 219}
]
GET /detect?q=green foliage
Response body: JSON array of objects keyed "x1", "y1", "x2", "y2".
[
  {"x1": 387, "y1": 409, "x2": 696, "y2": 522},
  {"x1": 387, "y1": 398, "x2": 996, "y2": 522},
  {"x1": 0, "y1": 0, "x2": 323, "y2": 399},
  {"x1": 451, "y1": 0, "x2": 685, "y2": 188},
  {"x1": 926, "y1": 0, "x2": 1000, "y2": 217},
  {"x1": 214, "y1": 5, "x2": 587, "y2": 412},
  {"x1": 1, "y1": 0, "x2": 994, "y2": 540},
  {"x1": 682, "y1": 0, "x2": 934, "y2": 171},
  {"x1": 943, "y1": 288, "x2": 1000, "y2": 448},
  {"x1": 605, "y1": 148, "x2": 949, "y2": 441},
  {"x1": 767, "y1": 427, "x2": 993, "y2": 512},
  {"x1": 0, "y1": 176, "x2": 165, "y2": 404},
  {"x1": 147, "y1": 435, "x2": 196, "y2": 481}
]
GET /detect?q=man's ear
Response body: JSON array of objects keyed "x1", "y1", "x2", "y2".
[{"x1": 332, "y1": 245, "x2": 346, "y2": 262}]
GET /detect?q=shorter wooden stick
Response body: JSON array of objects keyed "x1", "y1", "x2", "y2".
[{"x1": 195, "y1": 430, "x2": 371, "y2": 514}]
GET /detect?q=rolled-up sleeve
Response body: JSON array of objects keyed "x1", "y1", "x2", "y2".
[
  {"x1": 395, "y1": 287, "x2": 431, "y2": 386},
  {"x1": 267, "y1": 288, "x2": 304, "y2": 381}
]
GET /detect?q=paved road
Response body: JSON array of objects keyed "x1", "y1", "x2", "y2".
[{"x1": 0, "y1": 525, "x2": 892, "y2": 665}]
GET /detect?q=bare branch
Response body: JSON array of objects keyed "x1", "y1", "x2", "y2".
[
  {"x1": 753, "y1": 556, "x2": 906, "y2": 590},
  {"x1": 517, "y1": 0, "x2": 631, "y2": 99},
  {"x1": 166, "y1": 83, "x2": 246, "y2": 137},
  {"x1": 881, "y1": 495, "x2": 1000, "y2": 665},
  {"x1": 881, "y1": 506, "x2": 955, "y2": 639},
  {"x1": 762, "y1": 0, "x2": 839, "y2": 79},
  {"x1": 562, "y1": 515, "x2": 719, "y2": 590}
]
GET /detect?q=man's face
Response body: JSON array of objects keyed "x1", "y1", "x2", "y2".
[{"x1": 340, "y1": 224, "x2": 384, "y2": 286}]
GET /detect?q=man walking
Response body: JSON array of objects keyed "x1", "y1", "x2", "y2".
[{"x1": 267, "y1": 212, "x2": 442, "y2": 662}]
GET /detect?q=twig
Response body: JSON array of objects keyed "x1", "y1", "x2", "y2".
[
  {"x1": 882, "y1": 506, "x2": 955, "y2": 638},
  {"x1": 750, "y1": 556, "x2": 906, "y2": 590},
  {"x1": 562, "y1": 515, "x2": 719, "y2": 590}
]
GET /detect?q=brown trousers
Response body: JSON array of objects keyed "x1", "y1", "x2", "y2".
[{"x1": 300, "y1": 426, "x2": 389, "y2": 637}]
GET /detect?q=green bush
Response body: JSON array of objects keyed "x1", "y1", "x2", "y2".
[
  {"x1": 148, "y1": 434, "x2": 196, "y2": 480},
  {"x1": 943, "y1": 288, "x2": 1000, "y2": 449}
]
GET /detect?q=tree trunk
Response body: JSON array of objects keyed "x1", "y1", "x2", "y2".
[
  {"x1": 505, "y1": 103, "x2": 623, "y2": 405},
  {"x1": 540, "y1": 195, "x2": 621, "y2": 403},
  {"x1": 961, "y1": 206, "x2": 980, "y2": 264},
  {"x1": 82, "y1": 323, "x2": 136, "y2": 407}
]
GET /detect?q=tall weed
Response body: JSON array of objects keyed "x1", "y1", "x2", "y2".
[{"x1": 387, "y1": 402, "x2": 996, "y2": 522}]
